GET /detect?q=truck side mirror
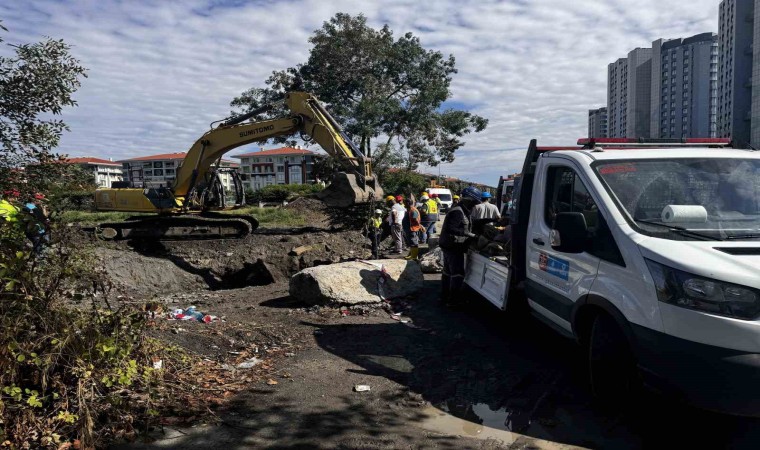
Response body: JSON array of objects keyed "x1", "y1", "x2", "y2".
[{"x1": 551, "y1": 212, "x2": 588, "y2": 253}]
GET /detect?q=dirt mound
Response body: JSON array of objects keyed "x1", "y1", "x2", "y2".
[
  {"x1": 284, "y1": 197, "x2": 332, "y2": 228},
  {"x1": 99, "y1": 228, "x2": 371, "y2": 299}
]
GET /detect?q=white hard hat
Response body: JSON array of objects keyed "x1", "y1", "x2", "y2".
[{"x1": 374, "y1": 209, "x2": 383, "y2": 214}]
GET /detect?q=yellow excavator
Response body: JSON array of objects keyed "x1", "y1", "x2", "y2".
[{"x1": 94, "y1": 91, "x2": 383, "y2": 239}]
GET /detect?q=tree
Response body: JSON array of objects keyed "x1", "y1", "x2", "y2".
[
  {"x1": 0, "y1": 21, "x2": 87, "y2": 197},
  {"x1": 231, "y1": 13, "x2": 487, "y2": 171},
  {"x1": 381, "y1": 169, "x2": 429, "y2": 198}
]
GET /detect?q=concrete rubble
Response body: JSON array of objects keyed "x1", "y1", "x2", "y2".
[
  {"x1": 289, "y1": 259, "x2": 423, "y2": 305},
  {"x1": 419, "y1": 247, "x2": 443, "y2": 274}
]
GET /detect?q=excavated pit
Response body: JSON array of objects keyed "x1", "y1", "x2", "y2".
[{"x1": 98, "y1": 227, "x2": 370, "y2": 298}]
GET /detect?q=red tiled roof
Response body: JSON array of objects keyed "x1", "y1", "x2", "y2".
[
  {"x1": 232, "y1": 147, "x2": 316, "y2": 158},
  {"x1": 121, "y1": 152, "x2": 236, "y2": 165},
  {"x1": 122, "y1": 152, "x2": 187, "y2": 161},
  {"x1": 65, "y1": 157, "x2": 121, "y2": 166}
]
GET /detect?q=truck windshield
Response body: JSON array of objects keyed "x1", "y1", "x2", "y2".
[
  {"x1": 438, "y1": 194, "x2": 452, "y2": 202},
  {"x1": 594, "y1": 158, "x2": 760, "y2": 241}
]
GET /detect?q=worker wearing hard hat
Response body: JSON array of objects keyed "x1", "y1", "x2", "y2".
[
  {"x1": 418, "y1": 192, "x2": 439, "y2": 244},
  {"x1": 452, "y1": 194, "x2": 461, "y2": 207},
  {"x1": 367, "y1": 208, "x2": 384, "y2": 258},
  {"x1": 470, "y1": 191, "x2": 500, "y2": 221},
  {"x1": 386, "y1": 195, "x2": 406, "y2": 254},
  {"x1": 439, "y1": 187, "x2": 480, "y2": 305}
]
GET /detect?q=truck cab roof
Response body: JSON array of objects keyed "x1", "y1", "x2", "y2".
[{"x1": 544, "y1": 147, "x2": 760, "y2": 163}]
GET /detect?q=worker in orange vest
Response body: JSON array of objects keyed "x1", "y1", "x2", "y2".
[{"x1": 403, "y1": 198, "x2": 421, "y2": 260}]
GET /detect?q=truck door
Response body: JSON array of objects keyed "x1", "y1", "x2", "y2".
[{"x1": 526, "y1": 163, "x2": 601, "y2": 333}]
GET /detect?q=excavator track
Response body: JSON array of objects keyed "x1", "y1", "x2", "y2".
[{"x1": 97, "y1": 214, "x2": 257, "y2": 241}]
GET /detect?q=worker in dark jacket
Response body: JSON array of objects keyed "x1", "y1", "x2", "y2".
[{"x1": 438, "y1": 186, "x2": 481, "y2": 304}]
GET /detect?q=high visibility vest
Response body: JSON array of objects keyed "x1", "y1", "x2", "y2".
[
  {"x1": 371, "y1": 217, "x2": 382, "y2": 229},
  {"x1": 408, "y1": 206, "x2": 422, "y2": 232},
  {"x1": 0, "y1": 200, "x2": 19, "y2": 222},
  {"x1": 426, "y1": 199, "x2": 439, "y2": 215}
]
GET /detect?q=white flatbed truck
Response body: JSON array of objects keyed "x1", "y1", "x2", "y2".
[{"x1": 463, "y1": 138, "x2": 760, "y2": 416}]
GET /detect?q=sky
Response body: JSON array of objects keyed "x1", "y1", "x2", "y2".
[{"x1": 1, "y1": 0, "x2": 721, "y2": 185}]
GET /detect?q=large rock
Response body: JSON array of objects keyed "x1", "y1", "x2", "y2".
[
  {"x1": 289, "y1": 259, "x2": 423, "y2": 305},
  {"x1": 419, "y1": 247, "x2": 443, "y2": 274}
]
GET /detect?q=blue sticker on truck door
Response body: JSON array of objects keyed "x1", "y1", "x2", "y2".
[{"x1": 538, "y1": 252, "x2": 569, "y2": 281}]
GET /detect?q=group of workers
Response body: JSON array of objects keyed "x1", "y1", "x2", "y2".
[
  {"x1": 367, "y1": 192, "x2": 446, "y2": 260},
  {"x1": 0, "y1": 190, "x2": 50, "y2": 253},
  {"x1": 366, "y1": 185, "x2": 511, "y2": 307}
]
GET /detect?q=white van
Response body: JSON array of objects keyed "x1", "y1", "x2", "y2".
[
  {"x1": 464, "y1": 138, "x2": 760, "y2": 416},
  {"x1": 426, "y1": 187, "x2": 453, "y2": 212}
]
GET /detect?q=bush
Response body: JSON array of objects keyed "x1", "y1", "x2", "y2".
[
  {"x1": 246, "y1": 183, "x2": 323, "y2": 203},
  {"x1": 0, "y1": 224, "x2": 159, "y2": 448},
  {"x1": 51, "y1": 190, "x2": 96, "y2": 212}
]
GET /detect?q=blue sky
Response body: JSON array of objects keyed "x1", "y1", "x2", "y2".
[{"x1": 1, "y1": 0, "x2": 719, "y2": 185}]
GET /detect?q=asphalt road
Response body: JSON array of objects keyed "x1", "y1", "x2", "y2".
[{"x1": 116, "y1": 272, "x2": 760, "y2": 449}]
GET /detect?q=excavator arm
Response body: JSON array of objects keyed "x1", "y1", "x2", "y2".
[
  {"x1": 93, "y1": 92, "x2": 382, "y2": 240},
  {"x1": 173, "y1": 91, "x2": 382, "y2": 208}
]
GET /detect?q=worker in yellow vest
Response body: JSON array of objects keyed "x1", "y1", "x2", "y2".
[
  {"x1": 418, "y1": 193, "x2": 439, "y2": 244},
  {"x1": 367, "y1": 208, "x2": 383, "y2": 258}
]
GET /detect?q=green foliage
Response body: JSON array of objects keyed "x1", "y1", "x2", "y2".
[
  {"x1": 0, "y1": 22, "x2": 164, "y2": 449},
  {"x1": 0, "y1": 21, "x2": 87, "y2": 199},
  {"x1": 381, "y1": 169, "x2": 429, "y2": 198},
  {"x1": 246, "y1": 183, "x2": 323, "y2": 203},
  {"x1": 231, "y1": 13, "x2": 487, "y2": 171}
]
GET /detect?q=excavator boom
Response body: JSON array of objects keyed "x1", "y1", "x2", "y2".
[{"x1": 93, "y1": 92, "x2": 382, "y2": 239}]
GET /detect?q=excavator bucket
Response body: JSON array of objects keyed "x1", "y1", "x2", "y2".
[{"x1": 317, "y1": 172, "x2": 384, "y2": 208}]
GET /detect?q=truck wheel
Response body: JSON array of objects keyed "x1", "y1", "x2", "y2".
[{"x1": 588, "y1": 313, "x2": 637, "y2": 405}]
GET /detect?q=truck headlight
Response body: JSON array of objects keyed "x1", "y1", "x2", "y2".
[{"x1": 645, "y1": 259, "x2": 760, "y2": 320}]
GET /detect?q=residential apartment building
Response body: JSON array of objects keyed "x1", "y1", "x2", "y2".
[
  {"x1": 626, "y1": 48, "x2": 653, "y2": 138},
  {"x1": 232, "y1": 147, "x2": 319, "y2": 191},
  {"x1": 587, "y1": 107, "x2": 608, "y2": 138},
  {"x1": 607, "y1": 58, "x2": 628, "y2": 137},
  {"x1": 607, "y1": 48, "x2": 653, "y2": 138},
  {"x1": 651, "y1": 33, "x2": 718, "y2": 139},
  {"x1": 64, "y1": 157, "x2": 123, "y2": 188},
  {"x1": 121, "y1": 152, "x2": 238, "y2": 190},
  {"x1": 718, "y1": 0, "x2": 755, "y2": 146}
]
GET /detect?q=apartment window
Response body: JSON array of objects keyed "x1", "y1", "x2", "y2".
[
  {"x1": 165, "y1": 169, "x2": 175, "y2": 175},
  {"x1": 242, "y1": 166, "x2": 250, "y2": 174},
  {"x1": 143, "y1": 162, "x2": 152, "y2": 168},
  {"x1": 165, "y1": 161, "x2": 175, "y2": 168},
  {"x1": 144, "y1": 170, "x2": 153, "y2": 177},
  {"x1": 153, "y1": 162, "x2": 163, "y2": 168},
  {"x1": 267, "y1": 158, "x2": 272, "y2": 163},
  {"x1": 153, "y1": 169, "x2": 163, "y2": 176}
]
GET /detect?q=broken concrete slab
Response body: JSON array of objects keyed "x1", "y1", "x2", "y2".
[{"x1": 289, "y1": 259, "x2": 423, "y2": 305}]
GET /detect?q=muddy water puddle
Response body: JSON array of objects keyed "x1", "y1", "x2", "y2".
[{"x1": 419, "y1": 405, "x2": 584, "y2": 449}]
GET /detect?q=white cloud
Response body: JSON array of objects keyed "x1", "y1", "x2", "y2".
[{"x1": 1, "y1": 0, "x2": 719, "y2": 185}]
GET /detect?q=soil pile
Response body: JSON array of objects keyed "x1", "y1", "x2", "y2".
[
  {"x1": 98, "y1": 228, "x2": 370, "y2": 299},
  {"x1": 283, "y1": 197, "x2": 332, "y2": 228}
]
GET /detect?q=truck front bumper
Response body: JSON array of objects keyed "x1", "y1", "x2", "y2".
[{"x1": 633, "y1": 325, "x2": 760, "y2": 417}]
